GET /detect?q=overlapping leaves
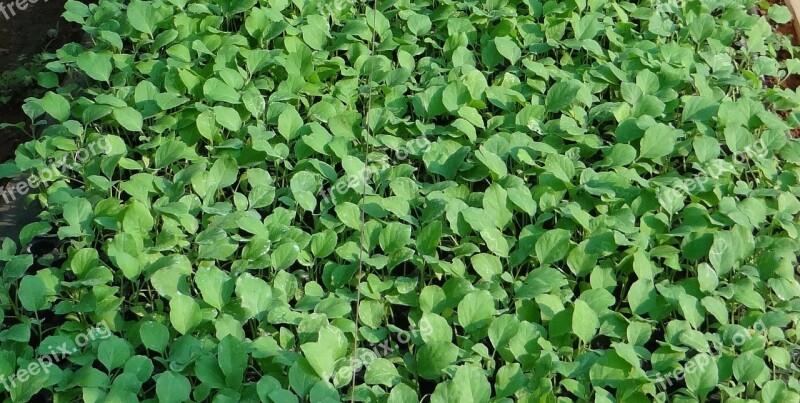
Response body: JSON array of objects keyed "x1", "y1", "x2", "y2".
[{"x1": 0, "y1": 0, "x2": 799, "y2": 402}]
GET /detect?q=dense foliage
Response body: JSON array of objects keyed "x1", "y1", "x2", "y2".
[{"x1": 1, "y1": 0, "x2": 800, "y2": 401}]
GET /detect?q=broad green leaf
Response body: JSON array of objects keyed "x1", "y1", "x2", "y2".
[
  {"x1": 416, "y1": 342, "x2": 459, "y2": 380},
  {"x1": 113, "y1": 107, "x2": 144, "y2": 132},
  {"x1": 483, "y1": 184, "x2": 512, "y2": 229},
  {"x1": 365, "y1": 358, "x2": 400, "y2": 387},
  {"x1": 451, "y1": 365, "x2": 491, "y2": 402},
  {"x1": 278, "y1": 105, "x2": 304, "y2": 140},
  {"x1": 639, "y1": 124, "x2": 677, "y2": 159},
  {"x1": 407, "y1": 13, "x2": 431, "y2": 36},
  {"x1": 40, "y1": 92, "x2": 70, "y2": 122},
  {"x1": 572, "y1": 300, "x2": 599, "y2": 344},
  {"x1": 236, "y1": 273, "x2": 272, "y2": 318},
  {"x1": 218, "y1": 335, "x2": 248, "y2": 388},
  {"x1": 169, "y1": 294, "x2": 202, "y2": 335},
  {"x1": 380, "y1": 222, "x2": 412, "y2": 254},
  {"x1": 494, "y1": 36, "x2": 521, "y2": 65},
  {"x1": 536, "y1": 229, "x2": 571, "y2": 265},
  {"x1": 546, "y1": 81, "x2": 581, "y2": 113},
  {"x1": 98, "y1": 336, "x2": 132, "y2": 371},
  {"x1": 733, "y1": 351, "x2": 767, "y2": 383},
  {"x1": 139, "y1": 321, "x2": 170, "y2": 353},
  {"x1": 203, "y1": 78, "x2": 241, "y2": 104},
  {"x1": 300, "y1": 342, "x2": 335, "y2": 380},
  {"x1": 77, "y1": 51, "x2": 113, "y2": 82},
  {"x1": 480, "y1": 228, "x2": 510, "y2": 257},
  {"x1": 470, "y1": 253, "x2": 502, "y2": 281},
  {"x1": 195, "y1": 266, "x2": 233, "y2": 310},
  {"x1": 127, "y1": 0, "x2": 157, "y2": 35},
  {"x1": 458, "y1": 290, "x2": 494, "y2": 332},
  {"x1": 156, "y1": 371, "x2": 191, "y2": 403},
  {"x1": 18, "y1": 275, "x2": 49, "y2": 311}
]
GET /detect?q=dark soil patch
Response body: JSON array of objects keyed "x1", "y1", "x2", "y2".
[
  {"x1": 757, "y1": 0, "x2": 800, "y2": 137},
  {"x1": 0, "y1": 0, "x2": 84, "y2": 164}
]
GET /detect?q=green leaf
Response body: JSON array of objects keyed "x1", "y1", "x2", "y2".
[
  {"x1": 98, "y1": 336, "x2": 132, "y2": 371},
  {"x1": 768, "y1": 5, "x2": 793, "y2": 24},
  {"x1": 77, "y1": 51, "x2": 113, "y2": 82},
  {"x1": 388, "y1": 383, "x2": 419, "y2": 403},
  {"x1": 535, "y1": 229, "x2": 571, "y2": 265},
  {"x1": 127, "y1": 0, "x2": 157, "y2": 35},
  {"x1": 300, "y1": 342, "x2": 335, "y2": 380},
  {"x1": 678, "y1": 294, "x2": 705, "y2": 329},
  {"x1": 242, "y1": 85, "x2": 266, "y2": 118},
  {"x1": 301, "y1": 15, "x2": 331, "y2": 50},
  {"x1": 271, "y1": 242, "x2": 300, "y2": 271},
  {"x1": 462, "y1": 208, "x2": 496, "y2": 232},
  {"x1": 495, "y1": 363, "x2": 525, "y2": 398},
  {"x1": 40, "y1": 92, "x2": 70, "y2": 122},
  {"x1": 365, "y1": 358, "x2": 400, "y2": 387},
  {"x1": 236, "y1": 273, "x2": 272, "y2": 318},
  {"x1": 195, "y1": 266, "x2": 233, "y2": 310},
  {"x1": 639, "y1": 123, "x2": 677, "y2": 159},
  {"x1": 416, "y1": 342, "x2": 459, "y2": 380},
  {"x1": 18, "y1": 275, "x2": 49, "y2": 311},
  {"x1": 451, "y1": 365, "x2": 491, "y2": 402},
  {"x1": 709, "y1": 232, "x2": 735, "y2": 276},
  {"x1": 335, "y1": 202, "x2": 362, "y2": 230},
  {"x1": 278, "y1": 105, "x2": 304, "y2": 140},
  {"x1": 545, "y1": 154, "x2": 575, "y2": 184},
  {"x1": 480, "y1": 228, "x2": 510, "y2": 257},
  {"x1": 470, "y1": 253, "x2": 502, "y2": 281},
  {"x1": 458, "y1": 290, "x2": 494, "y2": 332},
  {"x1": 380, "y1": 222, "x2": 412, "y2": 254},
  {"x1": 475, "y1": 148, "x2": 507, "y2": 178},
  {"x1": 156, "y1": 371, "x2": 191, "y2": 403},
  {"x1": 139, "y1": 321, "x2": 170, "y2": 354},
  {"x1": 290, "y1": 171, "x2": 320, "y2": 211},
  {"x1": 724, "y1": 125, "x2": 754, "y2": 154},
  {"x1": 169, "y1": 294, "x2": 202, "y2": 335},
  {"x1": 310, "y1": 230, "x2": 337, "y2": 258},
  {"x1": 123, "y1": 200, "x2": 154, "y2": 235},
  {"x1": 113, "y1": 107, "x2": 144, "y2": 132},
  {"x1": 681, "y1": 96, "x2": 719, "y2": 123},
  {"x1": 214, "y1": 105, "x2": 243, "y2": 131},
  {"x1": 506, "y1": 185, "x2": 536, "y2": 216},
  {"x1": 420, "y1": 313, "x2": 452, "y2": 344},
  {"x1": 416, "y1": 221, "x2": 442, "y2": 256},
  {"x1": 697, "y1": 263, "x2": 718, "y2": 293},
  {"x1": 483, "y1": 184, "x2": 512, "y2": 229},
  {"x1": 693, "y1": 136, "x2": 720, "y2": 163},
  {"x1": 407, "y1": 13, "x2": 431, "y2": 36},
  {"x1": 155, "y1": 139, "x2": 194, "y2": 168},
  {"x1": 203, "y1": 78, "x2": 241, "y2": 104},
  {"x1": 218, "y1": 335, "x2": 248, "y2": 388},
  {"x1": 494, "y1": 36, "x2": 521, "y2": 65},
  {"x1": 546, "y1": 81, "x2": 580, "y2": 113},
  {"x1": 733, "y1": 351, "x2": 767, "y2": 383},
  {"x1": 572, "y1": 300, "x2": 599, "y2": 344}
]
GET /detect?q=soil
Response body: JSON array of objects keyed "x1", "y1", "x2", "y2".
[
  {"x1": 755, "y1": 0, "x2": 800, "y2": 137},
  {"x1": 0, "y1": 0, "x2": 84, "y2": 164}
]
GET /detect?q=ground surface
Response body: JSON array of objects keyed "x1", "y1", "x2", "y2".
[{"x1": 0, "y1": 0, "x2": 82, "y2": 164}]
